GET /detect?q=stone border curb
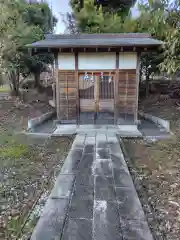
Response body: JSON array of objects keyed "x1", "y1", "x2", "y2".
[
  {"x1": 139, "y1": 111, "x2": 170, "y2": 132},
  {"x1": 28, "y1": 111, "x2": 56, "y2": 130}
]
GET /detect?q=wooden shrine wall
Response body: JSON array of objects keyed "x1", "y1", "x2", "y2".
[
  {"x1": 56, "y1": 69, "x2": 138, "y2": 122},
  {"x1": 117, "y1": 70, "x2": 137, "y2": 118},
  {"x1": 57, "y1": 71, "x2": 77, "y2": 121}
]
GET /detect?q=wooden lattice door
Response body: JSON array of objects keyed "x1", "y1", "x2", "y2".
[
  {"x1": 97, "y1": 74, "x2": 115, "y2": 113},
  {"x1": 79, "y1": 72, "x2": 115, "y2": 124}
]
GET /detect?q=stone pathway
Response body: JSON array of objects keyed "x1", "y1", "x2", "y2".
[{"x1": 31, "y1": 133, "x2": 153, "y2": 240}]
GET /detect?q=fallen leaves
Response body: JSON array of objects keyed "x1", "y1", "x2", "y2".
[{"x1": 0, "y1": 98, "x2": 73, "y2": 239}]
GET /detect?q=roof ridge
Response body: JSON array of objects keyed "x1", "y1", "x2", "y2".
[
  {"x1": 27, "y1": 34, "x2": 162, "y2": 48},
  {"x1": 45, "y1": 33, "x2": 151, "y2": 40}
]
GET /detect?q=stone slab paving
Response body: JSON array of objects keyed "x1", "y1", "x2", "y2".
[
  {"x1": 53, "y1": 124, "x2": 142, "y2": 138},
  {"x1": 31, "y1": 133, "x2": 153, "y2": 240}
]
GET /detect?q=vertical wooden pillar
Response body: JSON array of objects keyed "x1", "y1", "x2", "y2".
[
  {"x1": 95, "y1": 75, "x2": 99, "y2": 115},
  {"x1": 135, "y1": 53, "x2": 140, "y2": 123},
  {"x1": 66, "y1": 73, "x2": 69, "y2": 120},
  {"x1": 54, "y1": 51, "x2": 60, "y2": 119},
  {"x1": 125, "y1": 72, "x2": 129, "y2": 121},
  {"x1": 75, "y1": 52, "x2": 79, "y2": 124},
  {"x1": 115, "y1": 52, "x2": 119, "y2": 124}
]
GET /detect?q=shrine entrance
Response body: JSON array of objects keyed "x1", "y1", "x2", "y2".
[{"x1": 79, "y1": 72, "x2": 115, "y2": 124}]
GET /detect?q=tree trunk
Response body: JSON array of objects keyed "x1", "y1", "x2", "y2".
[
  {"x1": 145, "y1": 77, "x2": 149, "y2": 97},
  {"x1": 145, "y1": 69, "x2": 150, "y2": 98},
  {"x1": 34, "y1": 72, "x2": 40, "y2": 89},
  {"x1": 9, "y1": 69, "x2": 20, "y2": 96}
]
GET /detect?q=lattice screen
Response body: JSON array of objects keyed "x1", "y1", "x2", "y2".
[
  {"x1": 58, "y1": 71, "x2": 77, "y2": 121},
  {"x1": 118, "y1": 70, "x2": 136, "y2": 122}
]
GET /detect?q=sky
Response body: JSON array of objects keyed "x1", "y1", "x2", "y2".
[
  {"x1": 47, "y1": 0, "x2": 71, "y2": 33},
  {"x1": 47, "y1": 0, "x2": 139, "y2": 33}
]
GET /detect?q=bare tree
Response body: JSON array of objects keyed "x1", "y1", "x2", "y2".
[{"x1": 62, "y1": 13, "x2": 78, "y2": 34}]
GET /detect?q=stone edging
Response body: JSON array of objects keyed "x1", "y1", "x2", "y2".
[
  {"x1": 139, "y1": 111, "x2": 170, "y2": 132},
  {"x1": 27, "y1": 111, "x2": 55, "y2": 130}
]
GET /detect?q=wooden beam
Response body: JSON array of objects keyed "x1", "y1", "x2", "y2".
[
  {"x1": 49, "y1": 46, "x2": 157, "y2": 53},
  {"x1": 114, "y1": 52, "x2": 119, "y2": 124},
  {"x1": 75, "y1": 52, "x2": 79, "y2": 125},
  {"x1": 78, "y1": 70, "x2": 116, "y2": 73}
]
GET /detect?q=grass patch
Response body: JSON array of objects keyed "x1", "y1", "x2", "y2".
[
  {"x1": 6, "y1": 216, "x2": 24, "y2": 239},
  {"x1": 0, "y1": 144, "x2": 29, "y2": 158},
  {"x1": 0, "y1": 133, "x2": 16, "y2": 145},
  {"x1": 0, "y1": 133, "x2": 29, "y2": 158},
  {"x1": 0, "y1": 85, "x2": 10, "y2": 92}
]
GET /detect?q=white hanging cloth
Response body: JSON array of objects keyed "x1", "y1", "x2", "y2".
[
  {"x1": 84, "y1": 72, "x2": 89, "y2": 81},
  {"x1": 100, "y1": 72, "x2": 104, "y2": 81}
]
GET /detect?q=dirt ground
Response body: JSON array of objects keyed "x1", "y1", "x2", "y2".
[
  {"x1": 0, "y1": 90, "x2": 53, "y2": 132},
  {"x1": 123, "y1": 95, "x2": 180, "y2": 240},
  {"x1": 0, "y1": 93, "x2": 73, "y2": 239}
]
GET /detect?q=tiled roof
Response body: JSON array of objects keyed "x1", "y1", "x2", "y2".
[{"x1": 27, "y1": 33, "x2": 162, "y2": 48}]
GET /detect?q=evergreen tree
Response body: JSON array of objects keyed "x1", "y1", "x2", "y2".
[
  {"x1": 71, "y1": 0, "x2": 136, "y2": 17},
  {"x1": 160, "y1": 0, "x2": 180, "y2": 75},
  {"x1": 70, "y1": 0, "x2": 180, "y2": 95},
  {"x1": 74, "y1": 0, "x2": 123, "y2": 33},
  {"x1": 0, "y1": 0, "x2": 57, "y2": 94},
  {"x1": 20, "y1": 1, "x2": 57, "y2": 88}
]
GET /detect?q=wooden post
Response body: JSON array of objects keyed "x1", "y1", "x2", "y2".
[
  {"x1": 95, "y1": 75, "x2": 99, "y2": 115},
  {"x1": 115, "y1": 52, "x2": 119, "y2": 124},
  {"x1": 75, "y1": 52, "x2": 79, "y2": 125},
  {"x1": 52, "y1": 83, "x2": 56, "y2": 106},
  {"x1": 54, "y1": 51, "x2": 60, "y2": 119},
  {"x1": 66, "y1": 73, "x2": 68, "y2": 120},
  {"x1": 135, "y1": 53, "x2": 140, "y2": 124},
  {"x1": 125, "y1": 72, "x2": 129, "y2": 121}
]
